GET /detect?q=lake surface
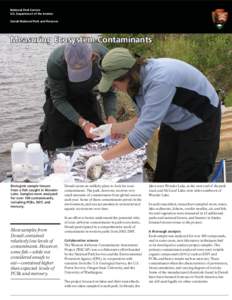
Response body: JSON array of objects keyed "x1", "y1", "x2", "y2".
[{"x1": 0, "y1": 34, "x2": 84, "y2": 180}]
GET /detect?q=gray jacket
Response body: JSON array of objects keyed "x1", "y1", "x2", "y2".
[{"x1": 47, "y1": 43, "x2": 117, "y2": 125}]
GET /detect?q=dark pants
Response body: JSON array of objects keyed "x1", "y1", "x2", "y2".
[
  {"x1": 153, "y1": 107, "x2": 221, "y2": 182},
  {"x1": 39, "y1": 89, "x2": 103, "y2": 151}
]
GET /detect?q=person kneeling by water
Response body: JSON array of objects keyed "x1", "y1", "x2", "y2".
[{"x1": 39, "y1": 42, "x2": 117, "y2": 151}]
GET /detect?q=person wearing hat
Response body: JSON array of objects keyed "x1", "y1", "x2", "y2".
[
  {"x1": 39, "y1": 42, "x2": 117, "y2": 151},
  {"x1": 86, "y1": 48, "x2": 221, "y2": 182}
]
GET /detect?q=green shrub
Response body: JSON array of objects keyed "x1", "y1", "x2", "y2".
[
  {"x1": 225, "y1": 90, "x2": 232, "y2": 107},
  {"x1": 102, "y1": 33, "x2": 232, "y2": 106}
]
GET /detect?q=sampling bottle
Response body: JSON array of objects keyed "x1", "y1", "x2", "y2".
[
  {"x1": 11, "y1": 142, "x2": 27, "y2": 182},
  {"x1": 27, "y1": 143, "x2": 44, "y2": 182}
]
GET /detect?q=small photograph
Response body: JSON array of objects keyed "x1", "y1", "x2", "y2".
[
  {"x1": 0, "y1": 34, "x2": 232, "y2": 183},
  {"x1": 212, "y1": 9, "x2": 229, "y2": 30}
]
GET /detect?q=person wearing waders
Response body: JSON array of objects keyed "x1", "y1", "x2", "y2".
[
  {"x1": 39, "y1": 42, "x2": 117, "y2": 151},
  {"x1": 85, "y1": 48, "x2": 221, "y2": 182}
]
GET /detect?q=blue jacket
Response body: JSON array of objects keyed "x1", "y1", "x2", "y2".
[{"x1": 128, "y1": 58, "x2": 219, "y2": 148}]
